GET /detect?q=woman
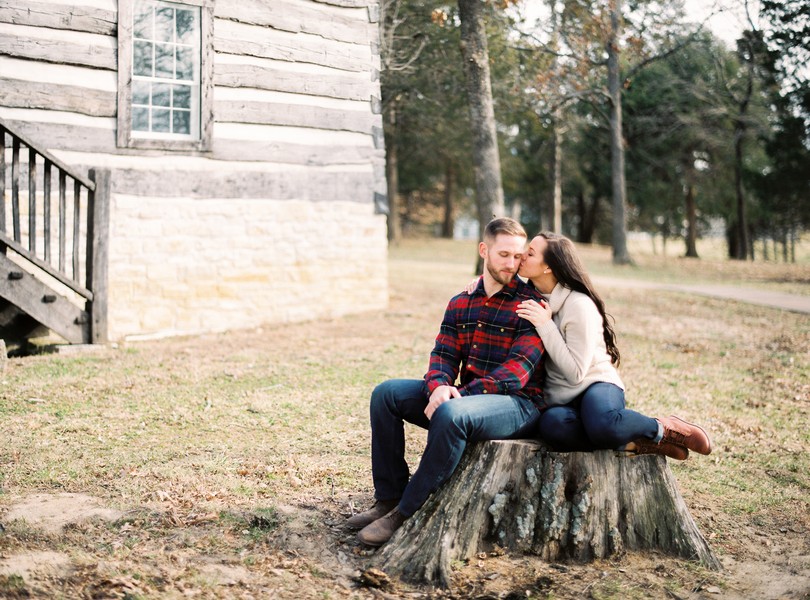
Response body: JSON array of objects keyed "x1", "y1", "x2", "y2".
[{"x1": 474, "y1": 232, "x2": 712, "y2": 459}]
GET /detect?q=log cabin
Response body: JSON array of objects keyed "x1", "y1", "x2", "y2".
[{"x1": 0, "y1": 0, "x2": 388, "y2": 349}]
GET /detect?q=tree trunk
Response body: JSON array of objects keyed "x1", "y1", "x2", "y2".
[
  {"x1": 576, "y1": 192, "x2": 597, "y2": 244},
  {"x1": 550, "y1": 118, "x2": 563, "y2": 234},
  {"x1": 731, "y1": 118, "x2": 749, "y2": 260},
  {"x1": 730, "y1": 43, "x2": 754, "y2": 261},
  {"x1": 684, "y1": 183, "x2": 699, "y2": 258},
  {"x1": 441, "y1": 162, "x2": 455, "y2": 238},
  {"x1": 376, "y1": 440, "x2": 720, "y2": 588},
  {"x1": 548, "y1": 0, "x2": 563, "y2": 235},
  {"x1": 457, "y1": 0, "x2": 505, "y2": 247},
  {"x1": 606, "y1": 0, "x2": 631, "y2": 265},
  {"x1": 385, "y1": 102, "x2": 401, "y2": 244},
  {"x1": 790, "y1": 227, "x2": 796, "y2": 263}
]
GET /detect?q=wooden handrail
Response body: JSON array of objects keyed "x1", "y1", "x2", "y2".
[
  {"x1": 0, "y1": 118, "x2": 109, "y2": 343},
  {"x1": 0, "y1": 117, "x2": 95, "y2": 190}
]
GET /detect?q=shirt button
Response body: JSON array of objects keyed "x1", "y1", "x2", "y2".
[
  {"x1": 478, "y1": 323, "x2": 482, "y2": 328},
  {"x1": 500, "y1": 328, "x2": 504, "y2": 332},
  {"x1": 483, "y1": 390, "x2": 488, "y2": 394},
  {"x1": 473, "y1": 344, "x2": 477, "y2": 349}
]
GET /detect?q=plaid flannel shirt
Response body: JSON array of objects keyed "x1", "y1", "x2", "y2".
[{"x1": 424, "y1": 276, "x2": 545, "y2": 407}]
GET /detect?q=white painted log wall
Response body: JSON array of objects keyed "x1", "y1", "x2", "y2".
[{"x1": 0, "y1": 0, "x2": 388, "y2": 341}]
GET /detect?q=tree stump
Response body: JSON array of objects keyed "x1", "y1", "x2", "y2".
[{"x1": 375, "y1": 440, "x2": 720, "y2": 587}]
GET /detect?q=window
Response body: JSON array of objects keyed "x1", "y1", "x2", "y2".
[{"x1": 117, "y1": 0, "x2": 213, "y2": 151}]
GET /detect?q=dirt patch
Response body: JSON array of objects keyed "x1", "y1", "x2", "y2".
[
  {"x1": 722, "y1": 554, "x2": 810, "y2": 599},
  {"x1": 0, "y1": 550, "x2": 73, "y2": 580},
  {"x1": 4, "y1": 493, "x2": 122, "y2": 534}
]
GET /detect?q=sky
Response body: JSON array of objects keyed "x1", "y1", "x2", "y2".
[
  {"x1": 682, "y1": 0, "x2": 754, "y2": 47},
  {"x1": 516, "y1": 0, "x2": 754, "y2": 48}
]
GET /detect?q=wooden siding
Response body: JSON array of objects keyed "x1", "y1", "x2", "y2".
[
  {"x1": 215, "y1": 19, "x2": 370, "y2": 73},
  {"x1": 214, "y1": 0, "x2": 373, "y2": 45},
  {"x1": 0, "y1": 22, "x2": 117, "y2": 69},
  {"x1": 214, "y1": 99, "x2": 377, "y2": 134},
  {"x1": 0, "y1": 2, "x2": 117, "y2": 36},
  {"x1": 214, "y1": 59, "x2": 376, "y2": 102},
  {"x1": 0, "y1": 78, "x2": 116, "y2": 117},
  {"x1": 0, "y1": 0, "x2": 383, "y2": 198},
  {"x1": 108, "y1": 168, "x2": 376, "y2": 200},
  {"x1": 0, "y1": 114, "x2": 382, "y2": 164}
]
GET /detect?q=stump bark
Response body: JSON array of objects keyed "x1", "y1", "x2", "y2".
[{"x1": 375, "y1": 440, "x2": 720, "y2": 587}]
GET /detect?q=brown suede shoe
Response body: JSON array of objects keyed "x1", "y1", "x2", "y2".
[
  {"x1": 346, "y1": 499, "x2": 400, "y2": 530},
  {"x1": 658, "y1": 415, "x2": 712, "y2": 455},
  {"x1": 628, "y1": 438, "x2": 689, "y2": 460},
  {"x1": 357, "y1": 507, "x2": 407, "y2": 547}
]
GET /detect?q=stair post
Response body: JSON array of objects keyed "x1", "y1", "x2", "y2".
[{"x1": 86, "y1": 169, "x2": 111, "y2": 344}]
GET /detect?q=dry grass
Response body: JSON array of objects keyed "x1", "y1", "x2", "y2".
[{"x1": 0, "y1": 238, "x2": 808, "y2": 599}]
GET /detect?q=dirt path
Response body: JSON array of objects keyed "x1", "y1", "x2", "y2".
[{"x1": 594, "y1": 276, "x2": 810, "y2": 314}]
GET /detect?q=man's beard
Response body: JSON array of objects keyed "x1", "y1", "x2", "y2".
[{"x1": 486, "y1": 262, "x2": 515, "y2": 286}]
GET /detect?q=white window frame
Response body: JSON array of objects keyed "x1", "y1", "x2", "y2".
[{"x1": 117, "y1": 0, "x2": 214, "y2": 152}]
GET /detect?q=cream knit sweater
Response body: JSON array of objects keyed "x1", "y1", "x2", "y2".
[{"x1": 534, "y1": 283, "x2": 624, "y2": 406}]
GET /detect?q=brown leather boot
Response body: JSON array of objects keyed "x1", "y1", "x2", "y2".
[
  {"x1": 628, "y1": 437, "x2": 689, "y2": 460},
  {"x1": 658, "y1": 415, "x2": 712, "y2": 455},
  {"x1": 346, "y1": 499, "x2": 400, "y2": 529},
  {"x1": 357, "y1": 507, "x2": 407, "y2": 547}
]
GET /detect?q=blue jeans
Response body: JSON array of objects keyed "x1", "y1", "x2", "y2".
[
  {"x1": 538, "y1": 382, "x2": 659, "y2": 451},
  {"x1": 369, "y1": 378, "x2": 541, "y2": 516}
]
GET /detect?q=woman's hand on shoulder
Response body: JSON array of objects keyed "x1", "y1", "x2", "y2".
[
  {"x1": 516, "y1": 298, "x2": 552, "y2": 328},
  {"x1": 464, "y1": 276, "x2": 482, "y2": 295}
]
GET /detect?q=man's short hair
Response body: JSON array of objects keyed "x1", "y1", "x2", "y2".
[{"x1": 483, "y1": 217, "x2": 527, "y2": 243}]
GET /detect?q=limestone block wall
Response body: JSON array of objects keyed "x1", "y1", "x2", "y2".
[{"x1": 108, "y1": 194, "x2": 388, "y2": 341}]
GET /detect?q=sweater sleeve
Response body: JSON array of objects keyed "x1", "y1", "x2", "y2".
[{"x1": 534, "y1": 295, "x2": 602, "y2": 384}]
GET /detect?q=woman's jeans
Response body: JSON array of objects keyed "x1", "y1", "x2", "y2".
[
  {"x1": 370, "y1": 379, "x2": 541, "y2": 517},
  {"x1": 538, "y1": 382, "x2": 659, "y2": 451}
]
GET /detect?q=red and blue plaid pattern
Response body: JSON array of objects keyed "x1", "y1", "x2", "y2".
[{"x1": 425, "y1": 277, "x2": 545, "y2": 407}]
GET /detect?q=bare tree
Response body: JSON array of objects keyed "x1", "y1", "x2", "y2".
[
  {"x1": 458, "y1": 0, "x2": 506, "y2": 257},
  {"x1": 378, "y1": 0, "x2": 427, "y2": 244}
]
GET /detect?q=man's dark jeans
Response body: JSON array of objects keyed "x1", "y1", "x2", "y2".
[{"x1": 369, "y1": 378, "x2": 541, "y2": 517}]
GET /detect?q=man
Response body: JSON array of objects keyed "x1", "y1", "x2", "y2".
[{"x1": 348, "y1": 217, "x2": 545, "y2": 546}]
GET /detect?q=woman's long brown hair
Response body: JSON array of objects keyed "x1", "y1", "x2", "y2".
[{"x1": 538, "y1": 232, "x2": 621, "y2": 366}]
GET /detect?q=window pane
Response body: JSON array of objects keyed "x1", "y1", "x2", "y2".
[
  {"x1": 132, "y1": 107, "x2": 150, "y2": 131},
  {"x1": 152, "y1": 83, "x2": 171, "y2": 107},
  {"x1": 133, "y1": 41, "x2": 153, "y2": 77},
  {"x1": 132, "y1": 81, "x2": 151, "y2": 105},
  {"x1": 152, "y1": 108, "x2": 171, "y2": 132},
  {"x1": 175, "y1": 47, "x2": 194, "y2": 80},
  {"x1": 133, "y1": 3, "x2": 153, "y2": 39},
  {"x1": 172, "y1": 84, "x2": 191, "y2": 108},
  {"x1": 176, "y1": 9, "x2": 195, "y2": 44},
  {"x1": 155, "y1": 6, "x2": 174, "y2": 42},
  {"x1": 155, "y1": 43, "x2": 174, "y2": 79},
  {"x1": 173, "y1": 110, "x2": 191, "y2": 134},
  {"x1": 127, "y1": 1, "x2": 203, "y2": 142}
]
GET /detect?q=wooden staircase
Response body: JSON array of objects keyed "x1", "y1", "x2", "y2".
[{"x1": 0, "y1": 117, "x2": 110, "y2": 354}]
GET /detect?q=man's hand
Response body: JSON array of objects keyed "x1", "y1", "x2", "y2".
[{"x1": 425, "y1": 385, "x2": 461, "y2": 419}]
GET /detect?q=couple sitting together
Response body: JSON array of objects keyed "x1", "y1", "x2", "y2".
[{"x1": 348, "y1": 217, "x2": 712, "y2": 547}]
